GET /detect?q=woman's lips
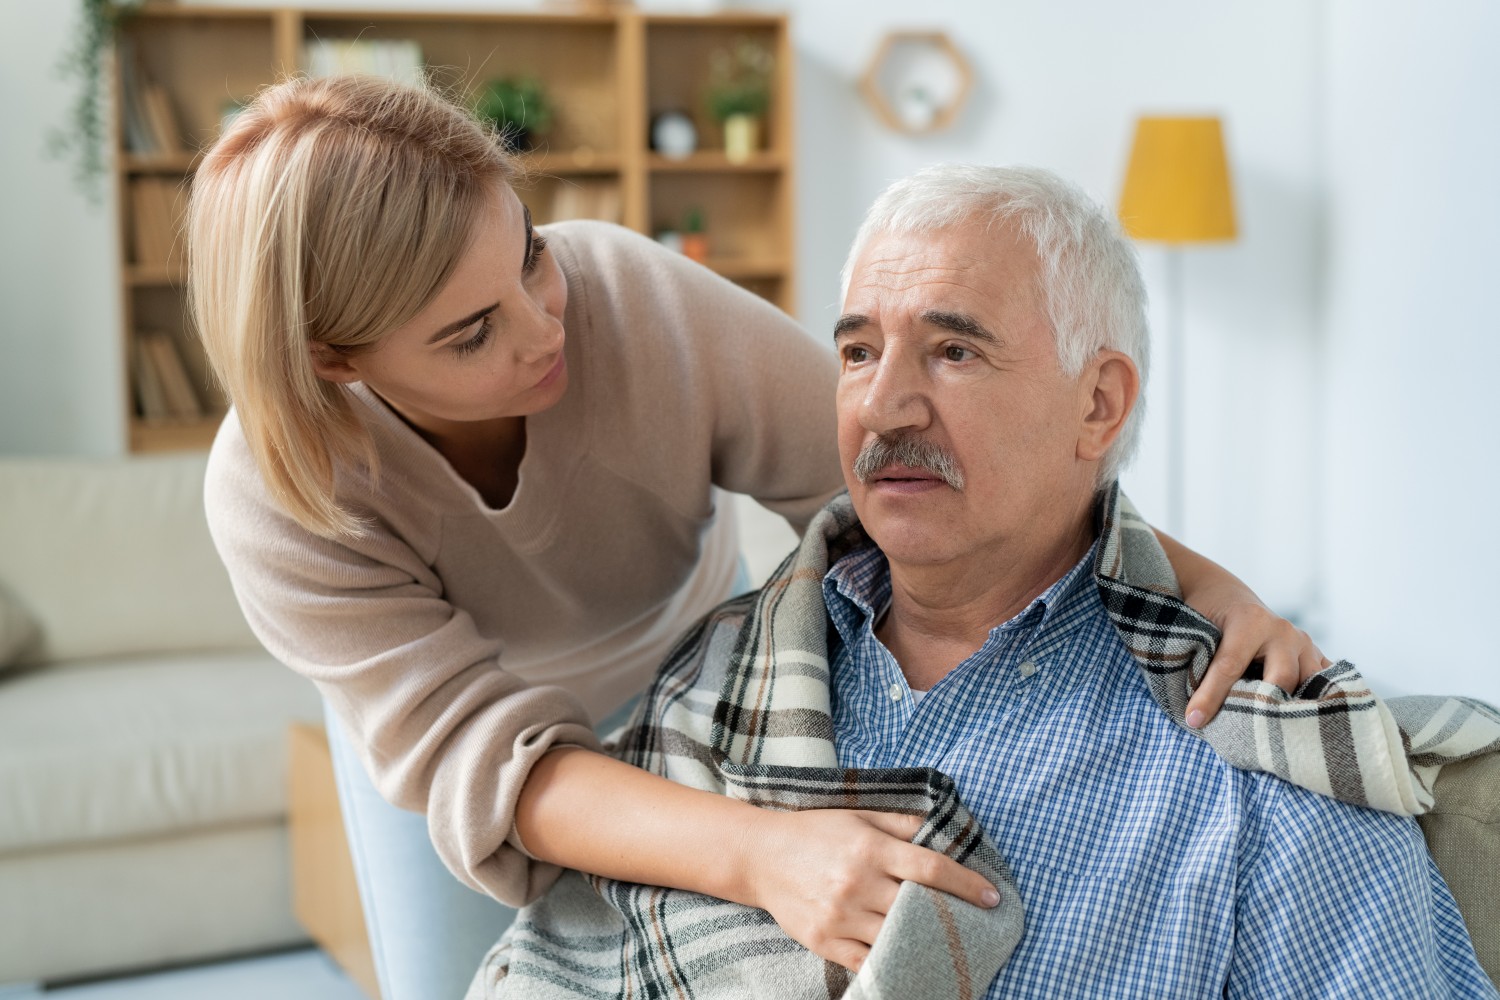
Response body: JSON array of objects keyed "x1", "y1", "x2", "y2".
[{"x1": 534, "y1": 352, "x2": 566, "y2": 389}]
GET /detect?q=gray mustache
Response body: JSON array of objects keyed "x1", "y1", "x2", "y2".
[{"x1": 852, "y1": 434, "x2": 965, "y2": 490}]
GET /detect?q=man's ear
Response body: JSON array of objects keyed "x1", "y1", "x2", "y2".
[
  {"x1": 1076, "y1": 351, "x2": 1140, "y2": 462},
  {"x1": 308, "y1": 342, "x2": 361, "y2": 384}
]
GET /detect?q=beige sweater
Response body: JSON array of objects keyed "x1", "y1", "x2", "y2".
[{"x1": 205, "y1": 221, "x2": 842, "y2": 905}]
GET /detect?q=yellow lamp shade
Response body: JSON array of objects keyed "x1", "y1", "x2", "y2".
[{"x1": 1118, "y1": 116, "x2": 1237, "y2": 243}]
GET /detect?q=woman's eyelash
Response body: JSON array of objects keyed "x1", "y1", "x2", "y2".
[
  {"x1": 524, "y1": 232, "x2": 549, "y2": 273},
  {"x1": 452, "y1": 315, "x2": 493, "y2": 357}
]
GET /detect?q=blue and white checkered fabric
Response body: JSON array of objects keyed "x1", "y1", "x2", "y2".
[{"x1": 824, "y1": 541, "x2": 1496, "y2": 999}]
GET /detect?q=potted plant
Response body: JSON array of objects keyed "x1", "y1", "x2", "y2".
[
  {"x1": 473, "y1": 76, "x2": 554, "y2": 153},
  {"x1": 52, "y1": 0, "x2": 145, "y2": 199},
  {"x1": 704, "y1": 36, "x2": 773, "y2": 163}
]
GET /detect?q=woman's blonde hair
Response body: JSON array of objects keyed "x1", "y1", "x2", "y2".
[{"x1": 188, "y1": 74, "x2": 518, "y2": 537}]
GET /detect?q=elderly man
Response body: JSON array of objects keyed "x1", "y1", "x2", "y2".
[{"x1": 469, "y1": 166, "x2": 1499, "y2": 999}]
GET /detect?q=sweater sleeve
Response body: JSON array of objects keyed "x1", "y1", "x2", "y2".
[
  {"x1": 204, "y1": 418, "x2": 600, "y2": 906},
  {"x1": 701, "y1": 281, "x2": 845, "y2": 536},
  {"x1": 552, "y1": 220, "x2": 845, "y2": 537}
]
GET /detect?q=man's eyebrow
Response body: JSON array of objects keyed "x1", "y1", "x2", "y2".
[
  {"x1": 426, "y1": 302, "x2": 498, "y2": 345},
  {"x1": 923, "y1": 310, "x2": 1000, "y2": 345},
  {"x1": 832, "y1": 314, "x2": 868, "y2": 339}
]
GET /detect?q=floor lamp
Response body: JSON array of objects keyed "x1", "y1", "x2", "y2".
[{"x1": 1117, "y1": 115, "x2": 1237, "y2": 538}]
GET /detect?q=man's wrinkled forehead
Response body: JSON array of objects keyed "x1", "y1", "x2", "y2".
[{"x1": 843, "y1": 232, "x2": 990, "y2": 300}]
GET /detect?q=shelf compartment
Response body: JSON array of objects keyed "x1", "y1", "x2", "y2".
[
  {"x1": 649, "y1": 172, "x2": 788, "y2": 262},
  {"x1": 644, "y1": 20, "x2": 786, "y2": 161},
  {"x1": 301, "y1": 16, "x2": 622, "y2": 157},
  {"x1": 518, "y1": 175, "x2": 624, "y2": 227},
  {"x1": 128, "y1": 287, "x2": 225, "y2": 410},
  {"x1": 118, "y1": 13, "x2": 277, "y2": 155}
]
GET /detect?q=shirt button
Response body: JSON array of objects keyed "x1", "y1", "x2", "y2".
[
  {"x1": 1019, "y1": 660, "x2": 1039, "y2": 679},
  {"x1": 888, "y1": 682, "x2": 905, "y2": 701}
]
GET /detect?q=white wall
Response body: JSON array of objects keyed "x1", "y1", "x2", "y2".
[
  {"x1": 1320, "y1": 0, "x2": 1500, "y2": 704},
  {"x1": 0, "y1": 0, "x2": 125, "y2": 455}
]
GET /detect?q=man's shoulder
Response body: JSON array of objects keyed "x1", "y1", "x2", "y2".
[{"x1": 1254, "y1": 766, "x2": 1428, "y2": 852}]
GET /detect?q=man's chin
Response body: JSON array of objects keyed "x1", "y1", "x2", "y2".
[{"x1": 853, "y1": 489, "x2": 964, "y2": 562}]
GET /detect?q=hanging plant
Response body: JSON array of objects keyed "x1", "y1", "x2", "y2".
[{"x1": 49, "y1": 0, "x2": 142, "y2": 201}]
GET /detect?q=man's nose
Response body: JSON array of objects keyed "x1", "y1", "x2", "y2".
[{"x1": 859, "y1": 352, "x2": 931, "y2": 435}]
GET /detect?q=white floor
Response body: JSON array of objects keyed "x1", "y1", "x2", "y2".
[{"x1": 5, "y1": 949, "x2": 367, "y2": 1000}]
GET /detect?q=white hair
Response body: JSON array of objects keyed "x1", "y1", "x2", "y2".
[{"x1": 841, "y1": 164, "x2": 1151, "y2": 485}]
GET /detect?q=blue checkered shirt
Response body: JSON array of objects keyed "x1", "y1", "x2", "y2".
[{"x1": 825, "y1": 540, "x2": 1495, "y2": 999}]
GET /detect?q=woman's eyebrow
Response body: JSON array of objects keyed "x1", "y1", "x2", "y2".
[{"x1": 426, "y1": 303, "x2": 497, "y2": 345}]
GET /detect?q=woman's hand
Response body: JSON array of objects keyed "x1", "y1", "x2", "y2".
[
  {"x1": 517, "y1": 748, "x2": 998, "y2": 972},
  {"x1": 1156, "y1": 530, "x2": 1330, "y2": 728},
  {"x1": 1184, "y1": 598, "x2": 1329, "y2": 728},
  {"x1": 737, "y1": 807, "x2": 1001, "y2": 972}
]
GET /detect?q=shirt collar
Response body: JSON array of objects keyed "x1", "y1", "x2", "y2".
[{"x1": 823, "y1": 535, "x2": 1100, "y2": 650}]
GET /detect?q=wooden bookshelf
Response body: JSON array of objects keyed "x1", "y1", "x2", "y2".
[{"x1": 111, "y1": 5, "x2": 797, "y2": 453}]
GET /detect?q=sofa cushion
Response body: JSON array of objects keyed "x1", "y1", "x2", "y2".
[
  {"x1": 0, "y1": 454, "x2": 261, "y2": 666},
  {"x1": 0, "y1": 822, "x2": 307, "y2": 984},
  {"x1": 0, "y1": 650, "x2": 322, "y2": 854},
  {"x1": 0, "y1": 583, "x2": 38, "y2": 670},
  {"x1": 1419, "y1": 752, "x2": 1500, "y2": 988}
]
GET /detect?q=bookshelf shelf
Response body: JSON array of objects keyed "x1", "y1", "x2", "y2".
[
  {"x1": 521, "y1": 151, "x2": 624, "y2": 175},
  {"x1": 648, "y1": 152, "x2": 786, "y2": 173},
  {"x1": 121, "y1": 152, "x2": 201, "y2": 174},
  {"x1": 706, "y1": 257, "x2": 789, "y2": 280},
  {"x1": 130, "y1": 417, "x2": 224, "y2": 454},
  {"x1": 126, "y1": 265, "x2": 184, "y2": 287},
  {"x1": 111, "y1": 5, "x2": 796, "y2": 454}
]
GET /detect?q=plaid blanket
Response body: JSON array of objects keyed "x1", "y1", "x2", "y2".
[{"x1": 469, "y1": 486, "x2": 1500, "y2": 999}]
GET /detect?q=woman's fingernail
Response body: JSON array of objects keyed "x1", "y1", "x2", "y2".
[
  {"x1": 1186, "y1": 709, "x2": 1205, "y2": 729},
  {"x1": 982, "y1": 888, "x2": 1000, "y2": 907}
]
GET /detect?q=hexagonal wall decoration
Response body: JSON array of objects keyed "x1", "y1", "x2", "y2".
[{"x1": 859, "y1": 31, "x2": 974, "y2": 134}]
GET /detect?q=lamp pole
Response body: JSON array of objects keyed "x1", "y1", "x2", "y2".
[
  {"x1": 1165, "y1": 247, "x2": 1185, "y2": 539},
  {"x1": 1117, "y1": 114, "x2": 1236, "y2": 543}
]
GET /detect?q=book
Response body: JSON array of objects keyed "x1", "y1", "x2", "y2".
[
  {"x1": 140, "y1": 83, "x2": 184, "y2": 154},
  {"x1": 117, "y1": 37, "x2": 157, "y2": 155},
  {"x1": 304, "y1": 38, "x2": 425, "y2": 83},
  {"x1": 139, "y1": 331, "x2": 203, "y2": 420},
  {"x1": 131, "y1": 335, "x2": 171, "y2": 421}
]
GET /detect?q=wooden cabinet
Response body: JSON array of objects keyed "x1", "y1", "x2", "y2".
[{"x1": 113, "y1": 5, "x2": 796, "y2": 453}]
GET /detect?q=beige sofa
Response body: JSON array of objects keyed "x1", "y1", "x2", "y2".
[{"x1": 0, "y1": 454, "x2": 322, "y2": 986}]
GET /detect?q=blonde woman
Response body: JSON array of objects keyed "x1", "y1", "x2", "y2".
[{"x1": 189, "y1": 76, "x2": 1325, "y2": 1000}]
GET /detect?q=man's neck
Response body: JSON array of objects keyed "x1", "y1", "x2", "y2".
[{"x1": 876, "y1": 512, "x2": 1095, "y2": 691}]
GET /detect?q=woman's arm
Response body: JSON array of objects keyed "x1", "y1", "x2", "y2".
[
  {"x1": 1157, "y1": 529, "x2": 1329, "y2": 728},
  {"x1": 515, "y1": 746, "x2": 1000, "y2": 973},
  {"x1": 208, "y1": 408, "x2": 992, "y2": 976}
]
